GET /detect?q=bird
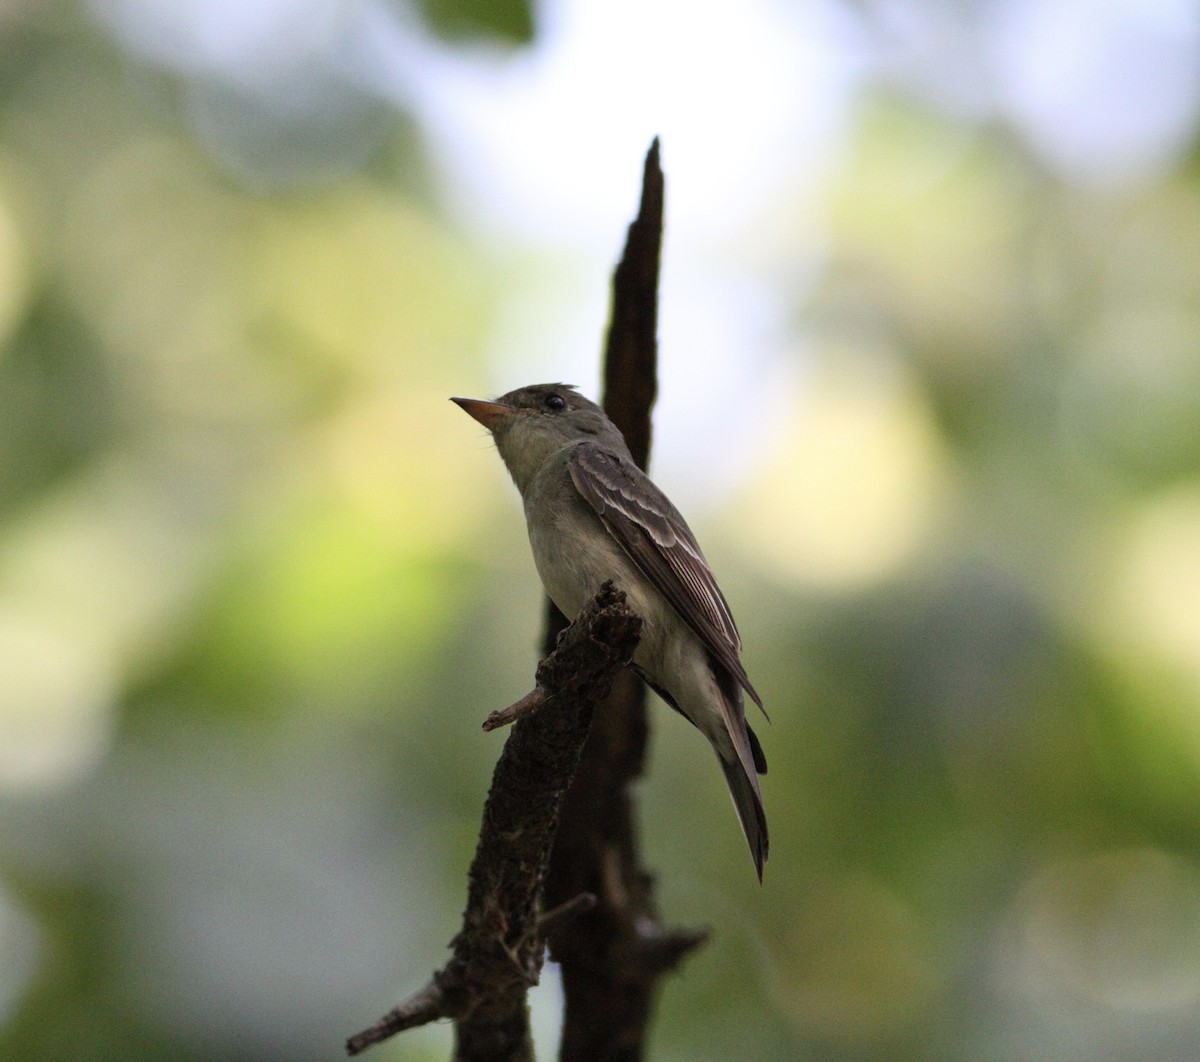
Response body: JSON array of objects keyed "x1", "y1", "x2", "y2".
[{"x1": 452, "y1": 383, "x2": 768, "y2": 879}]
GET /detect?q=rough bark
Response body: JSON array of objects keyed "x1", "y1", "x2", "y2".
[{"x1": 346, "y1": 586, "x2": 641, "y2": 1058}]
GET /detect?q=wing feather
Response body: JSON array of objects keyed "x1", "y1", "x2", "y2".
[{"x1": 567, "y1": 443, "x2": 764, "y2": 712}]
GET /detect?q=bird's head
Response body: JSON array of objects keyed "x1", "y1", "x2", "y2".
[{"x1": 452, "y1": 384, "x2": 627, "y2": 492}]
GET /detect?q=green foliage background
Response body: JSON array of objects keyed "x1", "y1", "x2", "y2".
[{"x1": 2, "y1": 2, "x2": 1200, "y2": 1060}]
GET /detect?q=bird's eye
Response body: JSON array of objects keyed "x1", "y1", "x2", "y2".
[{"x1": 543, "y1": 393, "x2": 567, "y2": 412}]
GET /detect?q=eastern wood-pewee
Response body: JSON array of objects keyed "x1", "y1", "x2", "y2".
[{"x1": 452, "y1": 383, "x2": 768, "y2": 879}]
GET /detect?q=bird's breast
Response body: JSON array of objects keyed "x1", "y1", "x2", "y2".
[
  {"x1": 528, "y1": 498, "x2": 631, "y2": 613},
  {"x1": 522, "y1": 459, "x2": 685, "y2": 685}
]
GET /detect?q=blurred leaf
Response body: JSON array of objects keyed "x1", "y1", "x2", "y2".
[
  {"x1": 0, "y1": 302, "x2": 116, "y2": 512},
  {"x1": 408, "y1": 0, "x2": 533, "y2": 45}
]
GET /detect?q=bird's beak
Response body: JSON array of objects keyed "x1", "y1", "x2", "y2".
[{"x1": 451, "y1": 396, "x2": 517, "y2": 432}]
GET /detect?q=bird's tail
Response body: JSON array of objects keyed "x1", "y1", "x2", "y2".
[{"x1": 718, "y1": 749, "x2": 769, "y2": 882}]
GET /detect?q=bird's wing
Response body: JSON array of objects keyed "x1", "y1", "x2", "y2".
[{"x1": 567, "y1": 443, "x2": 763, "y2": 712}]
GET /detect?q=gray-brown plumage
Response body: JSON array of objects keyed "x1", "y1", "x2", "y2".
[{"x1": 452, "y1": 383, "x2": 768, "y2": 878}]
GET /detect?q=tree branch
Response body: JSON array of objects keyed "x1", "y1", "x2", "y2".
[
  {"x1": 543, "y1": 137, "x2": 709, "y2": 1062},
  {"x1": 346, "y1": 585, "x2": 642, "y2": 1058},
  {"x1": 603, "y1": 135, "x2": 663, "y2": 469}
]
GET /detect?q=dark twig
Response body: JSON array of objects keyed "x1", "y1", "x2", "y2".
[
  {"x1": 346, "y1": 585, "x2": 642, "y2": 1057},
  {"x1": 536, "y1": 892, "x2": 597, "y2": 937},
  {"x1": 482, "y1": 685, "x2": 550, "y2": 732},
  {"x1": 543, "y1": 138, "x2": 709, "y2": 1062},
  {"x1": 346, "y1": 973, "x2": 457, "y2": 1054}
]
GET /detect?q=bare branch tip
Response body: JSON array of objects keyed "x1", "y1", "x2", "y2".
[
  {"x1": 482, "y1": 685, "x2": 550, "y2": 731},
  {"x1": 538, "y1": 891, "x2": 598, "y2": 938},
  {"x1": 345, "y1": 976, "x2": 449, "y2": 1055}
]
